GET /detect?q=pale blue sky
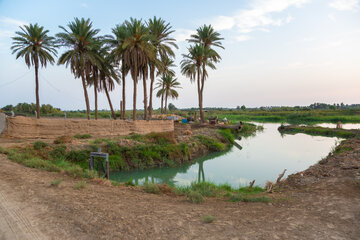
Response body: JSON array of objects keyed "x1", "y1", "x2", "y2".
[{"x1": 0, "y1": 0, "x2": 359, "y2": 110}]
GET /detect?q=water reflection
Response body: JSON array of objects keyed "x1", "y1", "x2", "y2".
[{"x1": 110, "y1": 123, "x2": 340, "y2": 187}]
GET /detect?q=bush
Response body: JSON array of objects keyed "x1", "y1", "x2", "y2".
[
  {"x1": 143, "y1": 183, "x2": 161, "y2": 194},
  {"x1": 73, "y1": 134, "x2": 92, "y2": 139},
  {"x1": 66, "y1": 150, "x2": 89, "y2": 163},
  {"x1": 66, "y1": 165, "x2": 84, "y2": 178},
  {"x1": 74, "y1": 181, "x2": 86, "y2": 190},
  {"x1": 49, "y1": 145, "x2": 67, "y2": 159},
  {"x1": 201, "y1": 215, "x2": 216, "y2": 223},
  {"x1": 54, "y1": 136, "x2": 72, "y2": 144},
  {"x1": 186, "y1": 190, "x2": 204, "y2": 204},
  {"x1": 33, "y1": 141, "x2": 48, "y2": 150}
]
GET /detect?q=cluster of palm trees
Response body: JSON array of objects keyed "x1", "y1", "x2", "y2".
[{"x1": 11, "y1": 18, "x2": 223, "y2": 122}]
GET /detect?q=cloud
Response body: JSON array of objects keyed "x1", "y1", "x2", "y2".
[
  {"x1": 235, "y1": 35, "x2": 252, "y2": 42},
  {"x1": 173, "y1": 28, "x2": 196, "y2": 42},
  {"x1": 212, "y1": 0, "x2": 310, "y2": 33},
  {"x1": 0, "y1": 17, "x2": 27, "y2": 27},
  {"x1": 81, "y1": 3, "x2": 88, "y2": 8},
  {"x1": 329, "y1": 0, "x2": 360, "y2": 11}
]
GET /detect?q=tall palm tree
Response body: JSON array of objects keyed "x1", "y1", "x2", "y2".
[
  {"x1": 186, "y1": 25, "x2": 224, "y2": 123},
  {"x1": 181, "y1": 44, "x2": 217, "y2": 123},
  {"x1": 122, "y1": 18, "x2": 155, "y2": 121},
  {"x1": 57, "y1": 18, "x2": 102, "y2": 120},
  {"x1": 147, "y1": 17, "x2": 178, "y2": 119},
  {"x1": 156, "y1": 75, "x2": 181, "y2": 114},
  {"x1": 157, "y1": 56, "x2": 175, "y2": 113},
  {"x1": 11, "y1": 23, "x2": 57, "y2": 119},
  {"x1": 107, "y1": 24, "x2": 129, "y2": 120}
]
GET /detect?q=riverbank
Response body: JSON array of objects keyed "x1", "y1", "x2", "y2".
[
  {"x1": 0, "y1": 122, "x2": 260, "y2": 181},
  {"x1": 278, "y1": 125, "x2": 360, "y2": 138},
  {"x1": 0, "y1": 135, "x2": 359, "y2": 239}
]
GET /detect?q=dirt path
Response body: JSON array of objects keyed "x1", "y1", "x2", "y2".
[{"x1": 0, "y1": 147, "x2": 360, "y2": 239}]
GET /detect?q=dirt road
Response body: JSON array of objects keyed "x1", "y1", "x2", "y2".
[{"x1": 0, "y1": 148, "x2": 359, "y2": 239}]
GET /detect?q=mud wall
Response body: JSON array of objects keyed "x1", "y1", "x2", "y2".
[{"x1": 2, "y1": 116, "x2": 174, "y2": 139}]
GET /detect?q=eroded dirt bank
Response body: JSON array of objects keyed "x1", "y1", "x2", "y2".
[{"x1": 0, "y1": 138, "x2": 359, "y2": 239}]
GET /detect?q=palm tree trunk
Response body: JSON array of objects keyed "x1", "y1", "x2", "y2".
[
  {"x1": 160, "y1": 82, "x2": 165, "y2": 114},
  {"x1": 143, "y1": 74, "x2": 148, "y2": 120},
  {"x1": 34, "y1": 60, "x2": 40, "y2": 119},
  {"x1": 81, "y1": 70, "x2": 91, "y2": 120},
  {"x1": 133, "y1": 64, "x2": 138, "y2": 121},
  {"x1": 94, "y1": 79, "x2": 98, "y2": 120},
  {"x1": 197, "y1": 66, "x2": 203, "y2": 123},
  {"x1": 122, "y1": 59, "x2": 126, "y2": 120},
  {"x1": 105, "y1": 84, "x2": 116, "y2": 120},
  {"x1": 164, "y1": 91, "x2": 168, "y2": 114},
  {"x1": 200, "y1": 63, "x2": 206, "y2": 123},
  {"x1": 148, "y1": 65, "x2": 155, "y2": 120}
]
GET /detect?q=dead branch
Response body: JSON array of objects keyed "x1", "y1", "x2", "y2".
[
  {"x1": 276, "y1": 169, "x2": 287, "y2": 185},
  {"x1": 249, "y1": 180, "x2": 255, "y2": 188}
]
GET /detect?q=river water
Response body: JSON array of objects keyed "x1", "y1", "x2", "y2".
[{"x1": 110, "y1": 123, "x2": 354, "y2": 187}]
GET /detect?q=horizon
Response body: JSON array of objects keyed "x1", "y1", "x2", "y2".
[{"x1": 1, "y1": 0, "x2": 359, "y2": 111}]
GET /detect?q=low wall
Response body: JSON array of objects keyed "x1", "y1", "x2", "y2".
[{"x1": 2, "y1": 116, "x2": 174, "y2": 139}]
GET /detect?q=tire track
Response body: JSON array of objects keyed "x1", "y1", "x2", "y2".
[{"x1": 0, "y1": 187, "x2": 44, "y2": 240}]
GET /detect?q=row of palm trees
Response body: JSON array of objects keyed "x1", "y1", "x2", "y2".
[{"x1": 11, "y1": 17, "x2": 223, "y2": 123}]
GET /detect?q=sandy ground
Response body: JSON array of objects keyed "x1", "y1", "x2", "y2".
[{"x1": 0, "y1": 138, "x2": 360, "y2": 239}]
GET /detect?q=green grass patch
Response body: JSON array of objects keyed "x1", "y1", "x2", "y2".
[
  {"x1": 50, "y1": 179, "x2": 63, "y2": 187},
  {"x1": 196, "y1": 135, "x2": 225, "y2": 151},
  {"x1": 218, "y1": 129, "x2": 235, "y2": 144},
  {"x1": 33, "y1": 141, "x2": 48, "y2": 150},
  {"x1": 228, "y1": 193, "x2": 270, "y2": 203},
  {"x1": 74, "y1": 180, "x2": 86, "y2": 190},
  {"x1": 73, "y1": 134, "x2": 92, "y2": 139},
  {"x1": 201, "y1": 215, "x2": 216, "y2": 223},
  {"x1": 279, "y1": 125, "x2": 357, "y2": 138},
  {"x1": 186, "y1": 190, "x2": 204, "y2": 204},
  {"x1": 333, "y1": 145, "x2": 354, "y2": 154},
  {"x1": 23, "y1": 158, "x2": 61, "y2": 172},
  {"x1": 143, "y1": 183, "x2": 161, "y2": 194}
]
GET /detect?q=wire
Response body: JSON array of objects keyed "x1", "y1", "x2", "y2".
[{"x1": 0, "y1": 70, "x2": 31, "y2": 88}]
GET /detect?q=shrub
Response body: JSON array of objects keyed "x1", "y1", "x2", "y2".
[
  {"x1": 54, "y1": 135, "x2": 72, "y2": 144},
  {"x1": 66, "y1": 150, "x2": 89, "y2": 163},
  {"x1": 201, "y1": 215, "x2": 216, "y2": 223},
  {"x1": 49, "y1": 145, "x2": 67, "y2": 159},
  {"x1": 189, "y1": 182, "x2": 218, "y2": 197},
  {"x1": 73, "y1": 134, "x2": 92, "y2": 139},
  {"x1": 143, "y1": 183, "x2": 161, "y2": 194},
  {"x1": 82, "y1": 169, "x2": 97, "y2": 179},
  {"x1": 66, "y1": 165, "x2": 84, "y2": 178},
  {"x1": 33, "y1": 141, "x2": 48, "y2": 150},
  {"x1": 50, "y1": 179, "x2": 62, "y2": 187},
  {"x1": 186, "y1": 190, "x2": 204, "y2": 204},
  {"x1": 74, "y1": 181, "x2": 86, "y2": 190}
]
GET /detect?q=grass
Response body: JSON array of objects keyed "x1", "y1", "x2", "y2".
[
  {"x1": 143, "y1": 182, "x2": 161, "y2": 194},
  {"x1": 73, "y1": 134, "x2": 92, "y2": 139},
  {"x1": 333, "y1": 145, "x2": 354, "y2": 154},
  {"x1": 278, "y1": 125, "x2": 357, "y2": 139},
  {"x1": 196, "y1": 135, "x2": 226, "y2": 151},
  {"x1": 50, "y1": 179, "x2": 63, "y2": 187},
  {"x1": 186, "y1": 190, "x2": 204, "y2": 203},
  {"x1": 218, "y1": 129, "x2": 235, "y2": 144},
  {"x1": 74, "y1": 181, "x2": 86, "y2": 190},
  {"x1": 201, "y1": 215, "x2": 216, "y2": 223},
  {"x1": 33, "y1": 141, "x2": 48, "y2": 150},
  {"x1": 228, "y1": 193, "x2": 270, "y2": 203}
]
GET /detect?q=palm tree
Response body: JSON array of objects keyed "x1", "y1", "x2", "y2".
[
  {"x1": 186, "y1": 25, "x2": 224, "y2": 123},
  {"x1": 157, "y1": 56, "x2": 175, "y2": 113},
  {"x1": 57, "y1": 18, "x2": 102, "y2": 120},
  {"x1": 156, "y1": 75, "x2": 181, "y2": 114},
  {"x1": 11, "y1": 23, "x2": 57, "y2": 119},
  {"x1": 107, "y1": 24, "x2": 129, "y2": 119},
  {"x1": 181, "y1": 44, "x2": 217, "y2": 122},
  {"x1": 122, "y1": 18, "x2": 155, "y2": 121},
  {"x1": 147, "y1": 17, "x2": 178, "y2": 119}
]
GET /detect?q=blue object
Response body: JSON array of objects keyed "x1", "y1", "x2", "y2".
[{"x1": 182, "y1": 119, "x2": 188, "y2": 123}]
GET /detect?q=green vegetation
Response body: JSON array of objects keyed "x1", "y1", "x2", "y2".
[
  {"x1": 74, "y1": 181, "x2": 87, "y2": 190},
  {"x1": 333, "y1": 145, "x2": 354, "y2": 154},
  {"x1": 73, "y1": 134, "x2": 92, "y2": 139},
  {"x1": 33, "y1": 141, "x2": 48, "y2": 150},
  {"x1": 196, "y1": 135, "x2": 226, "y2": 151},
  {"x1": 143, "y1": 182, "x2": 161, "y2": 194},
  {"x1": 50, "y1": 179, "x2": 63, "y2": 187},
  {"x1": 278, "y1": 125, "x2": 357, "y2": 139},
  {"x1": 201, "y1": 215, "x2": 216, "y2": 223},
  {"x1": 175, "y1": 181, "x2": 267, "y2": 204},
  {"x1": 218, "y1": 129, "x2": 235, "y2": 144}
]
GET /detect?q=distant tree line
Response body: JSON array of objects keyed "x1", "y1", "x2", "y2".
[{"x1": 1, "y1": 103, "x2": 62, "y2": 115}]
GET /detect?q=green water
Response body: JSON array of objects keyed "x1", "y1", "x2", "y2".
[{"x1": 110, "y1": 123, "x2": 342, "y2": 187}]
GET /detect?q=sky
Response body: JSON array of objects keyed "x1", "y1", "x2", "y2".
[{"x1": 0, "y1": 0, "x2": 359, "y2": 110}]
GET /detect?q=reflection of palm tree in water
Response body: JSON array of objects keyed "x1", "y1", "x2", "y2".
[{"x1": 197, "y1": 160, "x2": 205, "y2": 183}]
